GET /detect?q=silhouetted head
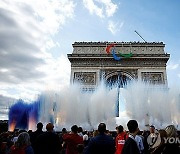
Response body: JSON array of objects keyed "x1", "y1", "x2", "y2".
[
  {"x1": 78, "y1": 127, "x2": 83, "y2": 133},
  {"x1": 127, "y1": 120, "x2": 139, "y2": 134},
  {"x1": 98, "y1": 123, "x2": 106, "y2": 134},
  {"x1": 150, "y1": 125, "x2": 155, "y2": 133},
  {"x1": 71, "y1": 125, "x2": 78, "y2": 133},
  {"x1": 46, "y1": 123, "x2": 54, "y2": 132},
  {"x1": 116, "y1": 125, "x2": 124, "y2": 134},
  {"x1": 37, "y1": 122, "x2": 43, "y2": 130},
  {"x1": 83, "y1": 131, "x2": 87, "y2": 135},
  {"x1": 62, "y1": 128, "x2": 67, "y2": 133},
  {"x1": 28, "y1": 130, "x2": 32, "y2": 134}
]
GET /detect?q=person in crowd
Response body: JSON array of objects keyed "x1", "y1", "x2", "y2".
[
  {"x1": 115, "y1": 125, "x2": 128, "y2": 154},
  {"x1": 78, "y1": 127, "x2": 83, "y2": 137},
  {"x1": 0, "y1": 132, "x2": 13, "y2": 154},
  {"x1": 161, "y1": 125, "x2": 180, "y2": 154},
  {"x1": 59, "y1": 128, "x2": 67, "y2": 154},
  {"x1": 105, "y1": 130, "x2": 111, "y2": 136},
  {"x1": 35, "y1": 123, "x2": 61, "y2": 154},
  {"x1": 148, "y1": 125, "x2": 158, "y2": 152},
  {"x1": 142, "y1": 130, "x2": 150, "y2": 154},
  {"x1": 10, "y1": 132, "x2": 34, "y2": 154},
  {"x1": 30, "y1": 122, "x2": 44, "y2": 153},
  {"x1": 92, "y1": 130, "x2": 99, "y2": 137},
  {"x1": 63, "y1": 125, "x2": 83, "y2": 154},
  {"x1": 135, "y1": 131, "x2": 144, "y2": 154},
  {"x1": 85, "y1": 123, "x2": 115, "y2": 154},
  {"x1": 83, "y1": 131, "x2": 89, "y2": 147},
  {"x1": 150, "y1": 129, "x2": 167, "y2": 154},
  {"x1": 122, "y1": 120, "x2": 140, "y2": 154},
  {"x1": 61, "y1": 128, "x2": 67, "y2": 134},
  {"x1": 11, "y1": 131, "x2": 19, "y2": 144},
  {"x1": 149, "y1": 126, "x2": 155, "y2": 134}
]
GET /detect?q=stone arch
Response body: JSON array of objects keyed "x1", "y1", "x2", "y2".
[
  {"x1": 105, "y1": 71, "x2": 134, "y2": 81},
  {"x1": 105, "y1": 71, "x2": 134, "y2": 87}
]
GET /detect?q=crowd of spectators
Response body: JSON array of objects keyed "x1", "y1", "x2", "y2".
[{"x1": 0, "y1": 120, "x2": 180, "y2": 154}]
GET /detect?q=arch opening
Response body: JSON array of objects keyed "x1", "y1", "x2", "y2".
[{"x1": 106, "y1": 73, "x2": 132, "y2": 88}]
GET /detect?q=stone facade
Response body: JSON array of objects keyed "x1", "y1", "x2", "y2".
[{"x1": 68, "y1": 42, "x2": 170, "y2": 89}]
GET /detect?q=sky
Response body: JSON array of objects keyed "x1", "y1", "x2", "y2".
[{"x1": 0, "y1": 0, "x2": 180, "y2": 119}]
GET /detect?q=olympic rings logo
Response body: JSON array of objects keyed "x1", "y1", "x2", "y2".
[{"x1": 106, "y1": 44, "x2": 133, "y2": 61}]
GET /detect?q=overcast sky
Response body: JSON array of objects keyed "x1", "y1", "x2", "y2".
[{"x1": 0, "y1": 0, "x2": 180, "y2": 119}]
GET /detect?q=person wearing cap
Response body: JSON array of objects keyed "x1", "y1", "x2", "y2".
[
  {"x1": 35, "y1": 123, "x2": 61, "y2": 154},
  {"x1": 85, "y1": 123, "x2": 115, "y2": 154},
  {"x1": 122, "y1": 120, "x2": 140, "y2": 154},
  {"x1": 147, "y1": 125, "x2": 159, "y2": 152}
]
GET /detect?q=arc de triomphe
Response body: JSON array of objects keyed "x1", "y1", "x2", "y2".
[{"x1": 68, "y1": 42, "x2": 170, "y2": 90}]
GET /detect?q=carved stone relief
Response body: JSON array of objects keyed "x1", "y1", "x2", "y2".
[
  {"x1": 141, "y1": 72, "x2": 164, "y2": 84},
  {"x1": 73, "y1": 72, "x2": 96, "y2": 85}
]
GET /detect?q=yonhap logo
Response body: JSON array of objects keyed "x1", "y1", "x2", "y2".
[
  {"x1": 147, "y1": 134, "x2": 180, "y2": 145},
  {"x1": 164, "y1": 137, "x2": 180, "y2": 144}
]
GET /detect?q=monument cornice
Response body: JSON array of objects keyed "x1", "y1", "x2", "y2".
[
  {"x1": 68, "y1": 54, "x2": 170, "y2": 63},
  {"x1": 73, "y1": 41, "x2": 165, "y2": 47},
  {"x1": 69, "y1": 58, "x2": 168, "y2": 67}
]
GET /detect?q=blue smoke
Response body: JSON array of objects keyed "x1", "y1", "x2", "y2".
[{"x1": 8, "y1": 99, "x2": 40, "y2": 130}]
